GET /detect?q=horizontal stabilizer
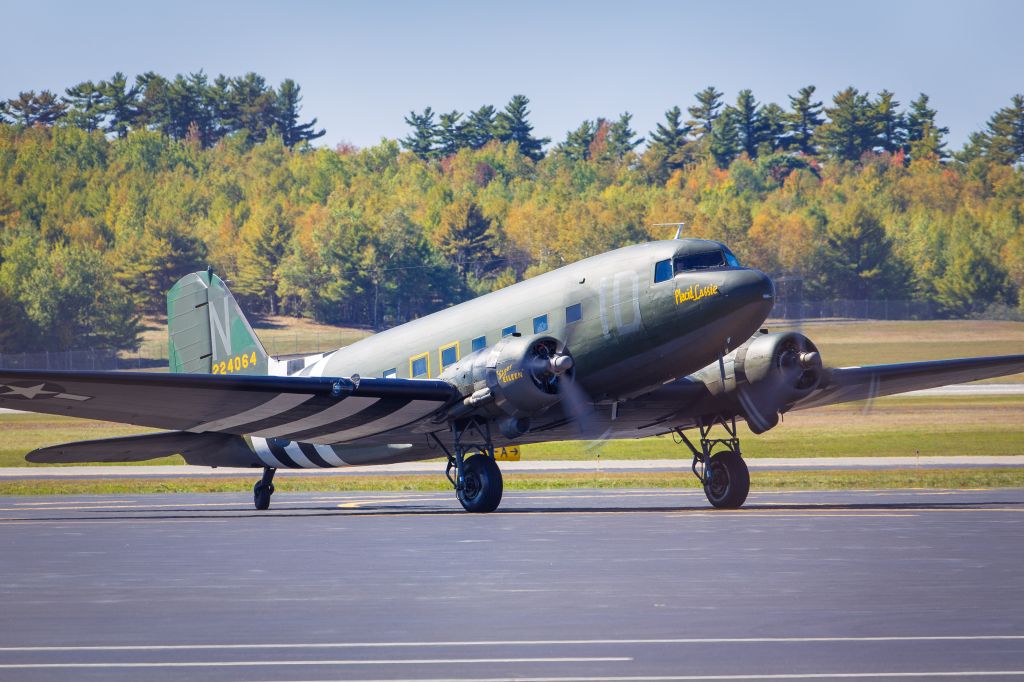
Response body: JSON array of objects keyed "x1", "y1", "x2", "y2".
[{"x1": 27, "y1": 431, "x2": 261, "y2": 467}]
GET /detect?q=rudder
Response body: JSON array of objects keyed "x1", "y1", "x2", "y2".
[{"x1": 167, "y1": 269, "x2": 269, "y2": 375}]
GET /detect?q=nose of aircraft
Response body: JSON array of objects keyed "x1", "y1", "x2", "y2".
[{"x1": 724, "y1": 268, "x2": 775, "y2": 315}]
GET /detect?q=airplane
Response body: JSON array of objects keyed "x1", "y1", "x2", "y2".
[{"x1": 1, "y1": 238, "x2": 1022, "y2": 512}]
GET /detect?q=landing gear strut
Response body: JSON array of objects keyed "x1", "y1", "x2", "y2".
[
  {"x1": 431, "y1": 419, "x2": 504, "y2": 513},
  {"x1": 675, "y1": 415, "x2": 750, "y2": 509},
  {"x1": 253, "y1": 466, "x2": 276, "y2": 510}
]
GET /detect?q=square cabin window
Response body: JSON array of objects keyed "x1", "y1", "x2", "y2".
[
  {"x1": 472, "y1": 336, "x2": 487, "y2": 352},
  {"x1": 383, "y1": 368, "x2": 397, "y2": 379},
  {"x1": 440, "y1": 344, "x2": 459, "y2": 369},
  {"x1": 533, "y1": 314, "x2": 548, "y2": 334},
  {"x1": 654, "y1": 259, "x2": 673, "y2": 283},
  {"x1": 502, "y1": 325, "x2": 517, "y2": 337},
  {"x1": 565, "y1": 302, "x2": 582, "y2": 324},
  {"x1": 411, "y1": 355, "x2": 428, "y2": 378}
]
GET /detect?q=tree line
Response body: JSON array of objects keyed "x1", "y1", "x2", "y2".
[
  {"x1": 0, "y1": 71, "x2": 324, "y2": 148},
  {"x1": 0, "y1": 82, "x2": 1022, "y2": 353}
]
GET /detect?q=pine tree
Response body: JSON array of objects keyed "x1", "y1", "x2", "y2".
[
  {"x1": 64, "y1": 81, "x2": 105, "y2": 132},
  {"x1": 648, "y1": 106, "x2": 692, "y2": 170},
  {"x1": 274, "y1": 79, "x2": 325, "y2": 147},
  {"x1": 558, "y1": 120, "x2": 596, "y2": 161},
  {"x1": 98, "y1": 72, "x2": 140, "y2": 139},
  {"x1": 465, "y1": 105, "x2": 496, "y2": 149},
  {"x1": 731, "y1": 89, "x2": 766, "y2": 158},
  {"x1": 400, "y1": 107, "x2": 438, "y2": 159},
  {"x1": 786, "y1": 85, "x2": 824, "y2": 155},
  {"x1": 709, "y1": 109, "x2": 740, "y2": 168},
  {"x1": 905, "y1": 93, "x2": 948, "y2": 159},
  {"x1": 873, "y1": 90, "x2": 905, "y2": 154},
  {"x1": 687, "y1": 86, "x2": 724, "y2": 137},
  {"x1": 494, "y1": 94, "x2": 549, "y2": 161},
  {"x1": 759, "y1": 102, "x2": 787, "y2": 154},
  {"x1": 4, "y1": 91, "x2": 67, "y2": 126},
  {"x1": 984, "y1": 94, "x2": 1024, "y2": 165},
  {"x1": 436, "y1": 110, "x2": 468, "y2": 156},
  {"x1": 606, "y1": 112, "x2": 643, "y2": 159},
  {"x1": 815, "y1": 87, "x2": 877, "y2": 162}
]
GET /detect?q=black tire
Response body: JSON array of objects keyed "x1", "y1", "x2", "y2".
[
  {"x1": 253, "y1": 481, "x2": 274, "y2": 510},
  {"x1": 703, "y1": 451, "x2": 749, "y2": 509},
  {"x1": 457, "y1": 454, "x2": 503, "y2": 513}
]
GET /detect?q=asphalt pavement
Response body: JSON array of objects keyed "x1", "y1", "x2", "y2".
[{"x1": 1, "y1": 488, "x2": 1023, "y2": 681}]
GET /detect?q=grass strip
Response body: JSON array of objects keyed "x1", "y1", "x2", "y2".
[{"x1": 1, "y1": 468, "x2": 1022, "y2": 496}]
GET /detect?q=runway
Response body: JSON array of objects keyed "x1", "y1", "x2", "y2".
[{"x1": 2, "y1": 488, "x2": 1023, "y2": 681}]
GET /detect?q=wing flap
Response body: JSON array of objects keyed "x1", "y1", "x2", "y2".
[{"x1": 26, "y1": 431, "x2": 260, "y2": 467}]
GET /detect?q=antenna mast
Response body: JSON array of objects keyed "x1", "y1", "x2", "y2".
[{"x1": 652, "y1": 222, "x2": 686, "y2": 240}]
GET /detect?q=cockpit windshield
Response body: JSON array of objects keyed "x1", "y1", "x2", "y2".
[
  {"x1": 655, "y1": 243, "x2": 742, "y2": 282},
  {"x1": 674, "y1": 250, "x2": 726, "y2": 271}
]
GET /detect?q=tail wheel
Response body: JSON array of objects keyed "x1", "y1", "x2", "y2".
[
  {"x1": 253, "y1": 481, "x2": 274, "y2": 510},
  {"x1": 457, "y1": 454, "x2": 503, "y2": 513},
  {"x1": 703, "y1": 451, "x2": 750, "y2": 509}
]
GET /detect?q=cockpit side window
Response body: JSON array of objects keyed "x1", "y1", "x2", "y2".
[
  {"x1": 674, "y1": 250, "x2": 726, "y2": 272},
  {"x1": 722, "y1": 245, "x2": 741, "y2": 267},
  {"x1": 654, "y1": 259, "x2": 673, "y2": 283}
]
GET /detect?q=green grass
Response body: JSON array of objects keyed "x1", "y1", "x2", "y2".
[{"x1": 1, "y1": 468, "x2": 1022, "y2": 497}]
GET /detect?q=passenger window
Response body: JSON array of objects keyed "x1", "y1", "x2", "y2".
[
  {"x1": 565, "y1": 303, "x2": 582, "y2": 324},
  {"x1": 675, "y1": 250, "x2": 726, "y2": 272},
  {"x1": 440, "y1": 343, "x2": 459, "y2": 370},
  {"x1": 383, "y1": 368, "x2": 397, "y2": 379},
  {"x1": 654, "y1": 259, "x2": 673, "y2": 282},
  {"x1": 533, "y1": 315, "x2": 548, "y2": 333},
  {"x1": 410, "y1": 353, "x2": 429, "y2": 378},
  {"x1": 472, "y1": 336, "x2": 487, "y2": 352},
  {"x1": 502, "y1": 325, "x2": 517, "y2": 337}
]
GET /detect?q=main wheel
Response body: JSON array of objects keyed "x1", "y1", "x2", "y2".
[
  {"x1": 457, "y1": 454, "x2": 503, "y2": 513},
  {"x1": 253, "y1": 481, "x2": 274, "y2": 510},
  {"x1": 703, "y1": 451, "x2": 749, "y2": 509}
]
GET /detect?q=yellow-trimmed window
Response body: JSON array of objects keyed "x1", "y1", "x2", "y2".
[
  {"x1": 439, "y1": 342, "x2": 460, "y2": 371},
  {"x1": 410, "y1": 352, "x2": 430, "y2": 378}
]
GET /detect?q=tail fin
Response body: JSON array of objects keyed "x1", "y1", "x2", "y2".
[{"x1": 167, "y1": 269, "x2": 269, "y2": 376}]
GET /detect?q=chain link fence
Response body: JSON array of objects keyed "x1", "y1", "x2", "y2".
[{"x1": 770, "y1": 299, "x2": 938, "y2": 320}]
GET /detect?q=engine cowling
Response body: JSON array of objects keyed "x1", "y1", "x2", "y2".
[
  {"x1": 440, "y1": 334, "x2": 574, "y2": 437},
  {"x1": 700, "y1": 331, "x2": 823, "y2": 434}
]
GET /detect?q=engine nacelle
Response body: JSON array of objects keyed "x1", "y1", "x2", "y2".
[
  {"x1": 440, "y1": 335, "x2": 574, "y2": 433},
  {"x1": 697, "y1": 331, "x2": 823, "y2": 434}
]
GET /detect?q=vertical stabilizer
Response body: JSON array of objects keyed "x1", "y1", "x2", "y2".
[{"x1": 167, "y1": 271, "x2": 269, "y2": 375}]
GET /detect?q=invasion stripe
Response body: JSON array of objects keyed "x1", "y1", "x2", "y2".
[
  {"x1": 248, "y1": 396, "x2": 379, "y2": 438},
  {"x1": 315, "y1": 399, "x2": 440, "y2": 444},
  {"x1": 283, "y1": 441, "x2": 318, "y2": 468},
  {"x1": 298, "y1": 442, "x2": 333, "y2": 468},
  {"x1": 250, "y1": 438, "x2": 285, "y2": 468},
  {"x1": 266, "y1": 439, "x2": 301, "y2": 469},
  {"x1": 188, "y1": 393, "x2": 314, "y2": 433},
  {"x1": 229, "y1": 395, "x2": 342, "y2": 435},
  {"x1": 313, "y1": 443, "x2": 347, "y2": 466},
  {"x1": 277, "y1": 398, "x2": 412, "y2": 442}
]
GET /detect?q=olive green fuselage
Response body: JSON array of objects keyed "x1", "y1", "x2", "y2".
[{"x1": 316, "y1": 240, "x2": 775, "y2": 403}]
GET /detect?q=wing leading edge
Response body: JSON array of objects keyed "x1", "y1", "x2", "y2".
[{"x1": 791, "y1": 354, "x2": 1024, "y2": 411}]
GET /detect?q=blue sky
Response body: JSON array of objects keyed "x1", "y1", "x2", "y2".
[{"x1": 4, "y1": 0, "x2": 1022, "y2": 150}]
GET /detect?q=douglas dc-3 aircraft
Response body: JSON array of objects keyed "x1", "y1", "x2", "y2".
[{"x1": 2, "y1": 238, "x2": 1023, "y2": 511}]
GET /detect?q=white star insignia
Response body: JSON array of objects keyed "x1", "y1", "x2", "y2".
[{"x1": 0, "y1": 383, "x2": 57, "y2": 399}]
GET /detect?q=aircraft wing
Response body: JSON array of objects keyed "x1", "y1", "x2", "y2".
[
  {"x1": 791, "y1": 354, "x2": 1024, "y2": 411},
  {"x1": 0, "y1": 369, "x2": 457, "y2": 444}
]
